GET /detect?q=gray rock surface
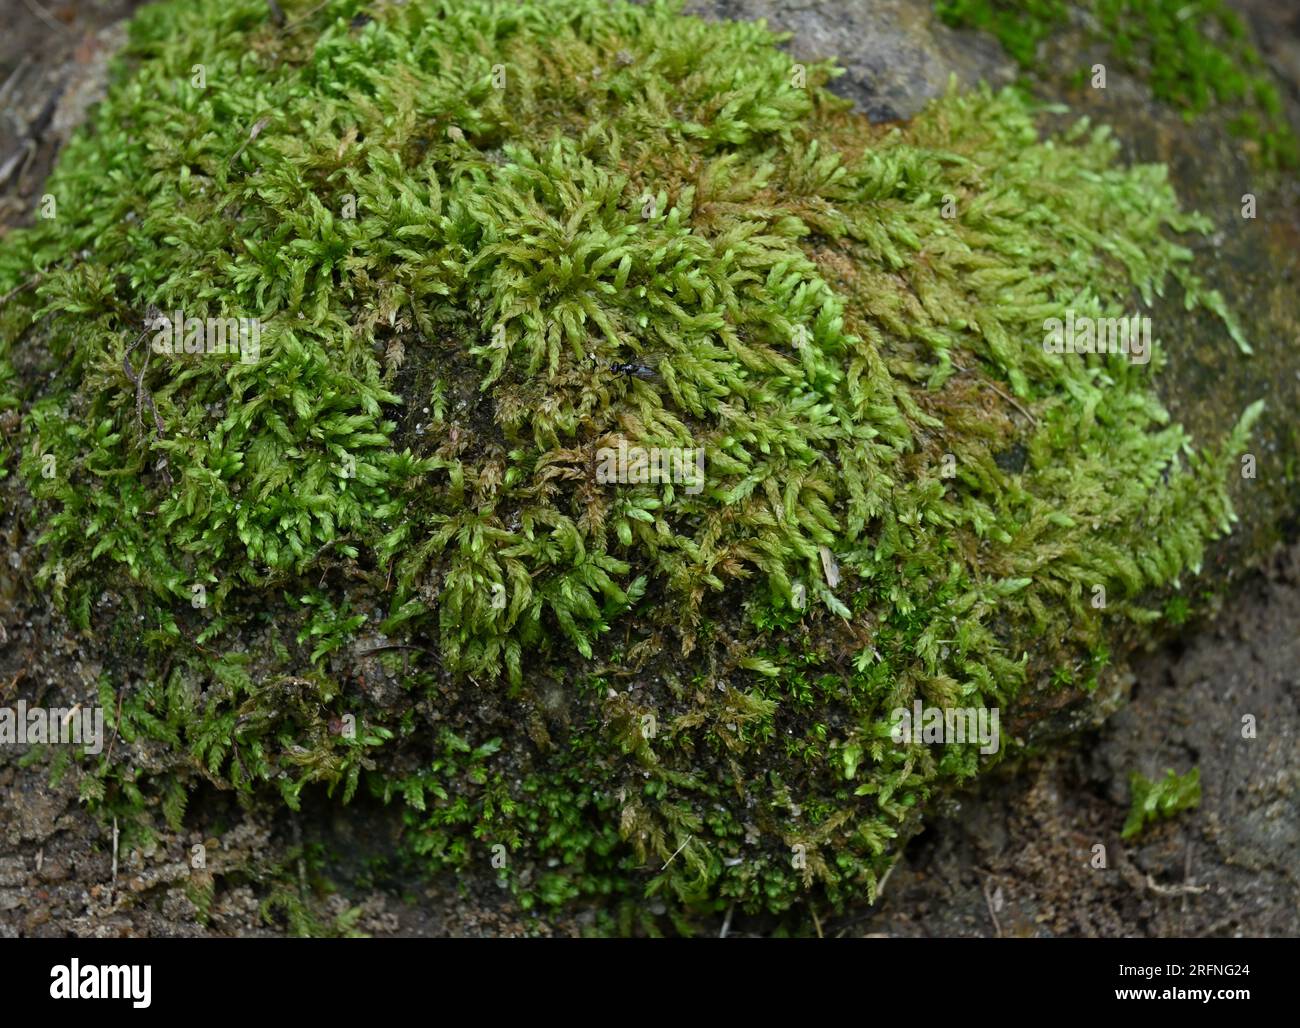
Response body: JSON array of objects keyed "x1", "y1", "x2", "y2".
[{"x1": 686, "y1": 0, "x2": 1015, "y2": 121}]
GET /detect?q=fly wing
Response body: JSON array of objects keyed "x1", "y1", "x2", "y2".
[{"x1": 634, "y1": 351, "x2": 666, "y2": 378}]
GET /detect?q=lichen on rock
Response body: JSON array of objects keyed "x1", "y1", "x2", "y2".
[{"x1": 0, "y1": 0, "x2": 1266, "y2": 924}]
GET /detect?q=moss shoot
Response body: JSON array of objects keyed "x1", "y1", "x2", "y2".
[
  {"x1": 935, "y1": 0, "x2": 1299, "y2": 168},
  {"x1": 0, "y1": 0, "x2": 1263, "y2": 926}
]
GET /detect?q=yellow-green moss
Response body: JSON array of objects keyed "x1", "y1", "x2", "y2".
[{"x1": 0, "y1": 0, "x2": 1262, "y2": 925}]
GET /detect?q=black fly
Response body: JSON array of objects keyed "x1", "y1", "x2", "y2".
[{"x1": 588, "y1": 352, "x2": 662, "y2": 380}]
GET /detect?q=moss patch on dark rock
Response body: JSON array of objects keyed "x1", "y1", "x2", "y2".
[
  {"x1": 0, "y1": 0, "x2": 1266, "y2": 923},
  {"x1": 935, "y1": 0, "x2": 1299, "y2": 168}
]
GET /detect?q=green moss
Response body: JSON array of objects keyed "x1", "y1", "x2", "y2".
[
  {"x1": 1122, "y1": 767, "x2": 1201, "y2": 839},
  {"x1": 0, "y1": 0, "x2": 1263, "y2": 927},
  {"x1": 934, "y1": 0, "x2": 1068, "y2": 66},
  {"x1": 234, "y1": 835, "x2": 372, "y2": 936},
  {"x1": 936, "y1": 0, "x2": 1300, "y2": 168}
]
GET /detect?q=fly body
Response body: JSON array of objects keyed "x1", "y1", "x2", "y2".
[{"x1": 589, "y1": 352, "x2": 662, "y2": 380}]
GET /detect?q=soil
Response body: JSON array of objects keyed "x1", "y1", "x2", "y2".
[{"x1": 0, "y1": 0, "x2": 1296, "y2": 937}]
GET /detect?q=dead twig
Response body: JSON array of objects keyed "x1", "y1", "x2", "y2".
[
  {"x1": 660, "y1": 834, "x2": 692, "y2": 871},
  {"x1": 0, "y1": 55, "x2": 33, "y2": 115},
  {"x1": 104, "y1": 686, "x2": 124, "y2": 762},
  {"x1": 0, "y1": 274, "x2": 39, "y2": 305},
  {"x1": 0, "y1": 79, "x2": 65, "y2": 193},
  {"x1": 952, "y1": 362, "x2": 1039, "y2": 427},
  {"x1": 22, "y1": 0, "x2": 69, "y2": 36},
  {"x1": 229, "y1": 116, "x2": 271, "y2": 166},
  {"x1": 876, "y1": 850, "x2": 901, "y2": 898},
  {"x1": 0, "y1": 143, "x2": 33, "y2": 192},
  {"x1": 356, "y1": 643, "x2": 429, "y2": 657},
  {"x1": 1116, "y1": 845, "x2": 1210, "y2": 897},
  {"x1": 121, "y1": 308, "x2": 173, "y2": 487},
  {"x1": 281, "y1": 0, "x2": 331, "y2": 33},
  {"x1": 981, "y1": 873, "x2": 1003, "y2": 938},
  {"x1": 1144, "y1": 873, "x2": 1209, "y2": 897},
  {"x1": 109, "y1": 817, "x2": 119, "y2": 904}
]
